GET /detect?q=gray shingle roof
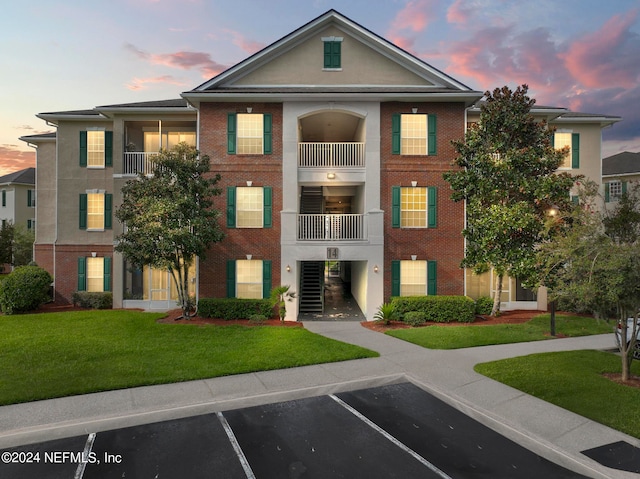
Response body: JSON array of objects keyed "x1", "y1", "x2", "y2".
[
  {"x1": 0, "y1": 167, "x2": 35, "y2": 186},
  {"x1": 602, "y1": 151, "x2": 640, "y2": 176}
]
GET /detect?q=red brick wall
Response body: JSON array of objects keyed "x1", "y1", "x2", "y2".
[
  {"x1": 198, "y1": 103, "x2": 283, "y2": 298},
  {"x1": 50, "y1": 244, "x2": 114, "y2": 304},
  {"x1": 380, "y1": 102, "x2": 466, "y2": 299}
]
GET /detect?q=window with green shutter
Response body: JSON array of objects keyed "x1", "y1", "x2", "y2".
[
  {"x1": 227, "y1": 186, "x2": 272, "y2": 228},
  {"x1": 323, "y1": 41, "x2": 341, "y2": 68},
  {"x1": 80, "y1": 130, "x2": 112, "y2": 168},
  {"x1": 392, "y1": 113, "x2": 437, "y2": 155},
  {"x1": 227, "y1": 113, "x2": 272, "y2": 155},
  {"x1": 392, "y1": 186, "x2": 437, "y2": 228}
]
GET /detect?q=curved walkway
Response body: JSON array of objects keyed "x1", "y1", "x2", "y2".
[{"x1": 0, "y1": 321, "x2": 637, "y2": 478}]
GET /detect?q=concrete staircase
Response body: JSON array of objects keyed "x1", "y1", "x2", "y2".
[{"x1": 299, "y1": 261, "x2": 324, "y2": 313}]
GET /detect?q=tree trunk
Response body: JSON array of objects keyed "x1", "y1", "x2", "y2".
[{"x1": 491, "y1": 274, "x2": 503, "y2": 316}]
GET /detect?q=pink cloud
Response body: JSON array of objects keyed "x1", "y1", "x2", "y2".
[
  {"x1": 223, "y1": 29, "x2": 265, "y2": 55},
  {"x1": 446, "y1": 0, "x2": 477, "y2": 24},
  {"x1": 124, "y1": 43, "x2": 228, "y2": 79},
  {"x1": 561, "y1": 9, "x2": 640, "y2": 89},
  {"x1": 126, "y1": 75, "x2": 189, "y2": 91},
  {"x1": 0, "y1": 146, "x2": 35, "y2": 176},
  {"x1": 387, "y1": 0, "x2": 438, "y2": 54}
]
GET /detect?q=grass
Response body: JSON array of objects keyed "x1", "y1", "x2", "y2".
[
  {"x1": 386, "y1": 314, "x2": 612, "y2": 349},
  {"x1": 0, "y1": 310, "x2": 378, "y2": 406},
  {"x1": 475, "y1": 350, "x2": 640, "y2": 438}
]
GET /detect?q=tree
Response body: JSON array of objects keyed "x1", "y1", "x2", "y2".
[
  {"x1": 536, "y1": 181, "x2": 640, "y2": 381},
  {"x1": 116, "y1": 143, "x2": 224, "y2": 319},
  {"x1": 444, "y1": 85, "x2": 577, "y2": 316},
  {"x1": 270, "y1": 285, "x2": 295, "y2": 322},
  {"x1": 0, "y1": 223, "x2": 35, "y2": 269},
  {"x1": 0, "y1": 222, "x2": 14, "y2": 268}
]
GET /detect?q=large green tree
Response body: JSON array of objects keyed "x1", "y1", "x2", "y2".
[
  {"x1": 444, "y1": 85, "x2": 577, "y2": 315},
  {"x1": 536, "y1": 181, "x2": 640, "y2": 380},
  {"x1": 116, "y1": 143, "x2": 224, "y2": 318}
]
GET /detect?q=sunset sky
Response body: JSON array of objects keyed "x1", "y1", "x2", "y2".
[{"x1": 2, "y1": 0, "x2": 639, "y2": 176}]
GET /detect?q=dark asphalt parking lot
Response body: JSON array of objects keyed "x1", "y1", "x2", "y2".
[{"x1": 1, "y1": 382, "x2": 590, "y2": 478}]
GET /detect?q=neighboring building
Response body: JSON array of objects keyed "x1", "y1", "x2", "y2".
[
  {"x1": 20, "y1": 10, "x2": 622, "y2": 317},
  {"x1": 0, "y1": 167, "x2": 37, "y2": 233},
  {"x1": 602, "y1": 151, "x2": 640, "y2": 208}
]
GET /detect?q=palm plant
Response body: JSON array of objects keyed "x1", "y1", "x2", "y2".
[{"x1": 270, "y1": 285, "x2": 296, "y2": 322}]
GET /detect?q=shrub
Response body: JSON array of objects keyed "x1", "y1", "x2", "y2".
[
  {"x1": 0, "y1": 265, "x2": 53, "y2": 314},
  {"x1": 391, "y1": 296, "x2": 475, "y2": 323},
  {"x1": 248, "y1": 314, "x2": 268, "y2": 324},
  {"x1": 475, "y1": 296, "x2": 494, "y2": 315},
  {"x1": 374, "y1": 302, "x2": 396, "y2": 325},
  {"x1": 198, "y1": 298, "x2": 274, "y2": 320},
  {"x1": 72, "y1": 292, "x2": 113, "y2": 309},
  {"x1": 403, "y1": 311, "x2": 427, "y2": 327}
]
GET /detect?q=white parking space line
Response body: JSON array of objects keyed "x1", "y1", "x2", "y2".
[
  {"x1": 217, "y1": 412, "x2": 256, "y2": 479},
  {"x1": 74, "y1": 432, "x2": 96, "y2": 479},
  {"x1": 329, "y1": 394, "x2": 453, "y2": 479}
]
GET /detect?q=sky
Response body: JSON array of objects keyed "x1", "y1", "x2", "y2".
[{"x1": 2, "y1": 0, "x2": 639, "y2": 176}]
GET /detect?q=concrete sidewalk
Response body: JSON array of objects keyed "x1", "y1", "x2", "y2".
[{"x1": 0, "y1": 322, "x2": 637, "y2": 478}]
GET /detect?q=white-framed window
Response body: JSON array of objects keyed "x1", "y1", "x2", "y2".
[
  {"x1": 400, "y1": 260, "x2": 427, "y2": 296},
  {"x1": 86, "y1": 257, "x2": 105, "y2": 292},
  {"x1": 236, "y1": 187, "x2": 264, "y2": 228},
  {"x1": 554, "y1": 132, "x2": 572, "y2": 169},
  {"x1": 401, "y1": 187, "x2": 427, "y2": 228},
  {"x1": 87, "y1": 130, "x2": 106, "y2": 168},
  {"x1": 236, "y1": 259, "x2": 263, "y2": 299},
  {"x1": 27, "y1": 219, "x2": 35, "y2": 231},
  {"x1": 143, "y1": 130, "x2": 196, "y2": 152},
  {"x1": 608, "y1": 180, "x2": 623, "y2": 202},
  {"x1": 401, "y1": 114, "x2": 427, "y2": 155},
  {"x1": 28, "y1": 189, "x2": 36, "y2": 207},
  {"x1": 237, "y1": 114, "x2": 264, "y2": 155},
  {"x1": 87, "y1": 193, "x2": 105, "y2": 230}
]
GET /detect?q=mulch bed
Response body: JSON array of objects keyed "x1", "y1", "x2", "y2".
[{"x1": 156, "y1": 309, "x2": 303, "y2": 327}]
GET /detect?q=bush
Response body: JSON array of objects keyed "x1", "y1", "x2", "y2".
[
  {"x1": 72, "y1": 292, "x2": 113, "y2": 309},
  {"x1": 0, "y1": 265, "x2": 53, "y2": 314},
  {"x1": 198, "y1": 298, "x2": 274, "y2": 320},
  {"x1": 374, "y1": 302, "x2": 396, "y2": 325},
  {"x1": 391, "y1": 296, "x2": 475, "y2": 323},
  {"x1": 248, "y1": 314, "x2": 268, "y2": 324},
  {"x1": 403, "y1": 311, "x2": 427, "y2": 327},
  {"x1": 475, "y1": 296, "x2": 494, "y2": 315}
]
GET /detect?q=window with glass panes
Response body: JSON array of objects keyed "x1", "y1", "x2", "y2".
[
  {"x1": 236, "y1": 260, "x2": 263, "y2": 299},
  {"x1": 87, "y1": 193, "x2": 104, "y2": 230},
  {"x1": 86, "y1": 257, "x2": 104, "y2": 292},
  {"x1": 554, "y1": 132, "x2": 572, "y2": 168},
  {"x1": 401, "y1": 114, "x2": 427, "y2": 155},
  {"x1": 237, "y1": 114, "x2": 264, "y2": 154},
  {"x1": 87, "y1": 131, "x2": 105, "y2": 167},
  {"x1": 236, "y1": 187, "x2": 264, "y2": 228},
  {"x1": 400, "y1": 260, "x2": 426, "y2": 296},
  {"x1": 609, "y1": 180, "x2": 623, "y2": 201},
  {"x1": 401, "y1": 187, "x2": 427, "y2": 227}
]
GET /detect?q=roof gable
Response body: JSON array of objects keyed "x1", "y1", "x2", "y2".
[
  {"x1": 0, "y1": 167, "x2": 35, "y2": 186},
  {"x1": 189, "y1": 10, "x2": 473, "y2": 94}
]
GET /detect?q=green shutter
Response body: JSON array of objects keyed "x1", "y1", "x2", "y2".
[
  {"x1": 427, "y1": 261, "x2": 437, "y2": 295},
  {"x1": 227, "y1": 187, "x2": 236, "y2": 228},
  {"x1": 427, "y1": 115, "x2": 437, "y2": 155},
  {"x1": 392, "y1": 186, "x2": 401, "y2": 228},
  {"x1": 323, "y1": 41, "x2": 341, "y2": 68},
  {"x1": 622, "y1": 181, "x2": 628, "y2": 195},
  {"x1": 79, "y1": 131, "x2": 88, "y2": 167},
  {"x1": 78, "y1": 257, "x2": 87, "y2": 291},
  {"x1": 105, "y1": 131, "x2": 113, "y2": 167},
  {"x1": 391, "y1": 114, "x2": 401, "y2": 154},
  {"x1": 427, "y1": 187, "x2": 437, "y2": 228},
  {"x1": 79, "y1": 194, "x2": 87, "y2": 229},
  {"x1": 571, "y1": 133, "x2": 580, "y2": 169},
  {"x1": 391, "y1": 260, "x2": 401, "y2": 297},
  {"x1": 1, "y1": 190, "x2": 5, "y2": 207},
  {"x1": 227, "y1": 113, "x2": 237, "y2": 154},
  {"x1": 27, "y1": 189, "x2": 32, "y2": 207},
  {"x1": 263, "y1": 113, "x2": 272, "y2": 154},
  {"x1": 226, "y1": 260, "x2": 236, "y2": 298},
  {"x1": 104, "y1": 193, "x2": 113, "y2": 229},
  {"x1": 263, "y1": 186, "x2": 272, "y2": 228},
  {"x1": 605, "y1": 183, "x2": 610, "y2": 203},
  {"x1": 262, "y1": 260, "x2": 272, "y2": 299},
  {"x1": 571, "y1": 195, "x2": 579, "y2": 205},
  {"x1": 103, "y1": 257, "x2": 112, "y2": 292},
  {"x1": 323, "y1": 42, "x2": 332, "y2": 68}
]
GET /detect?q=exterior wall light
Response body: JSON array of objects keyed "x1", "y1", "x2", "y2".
[
  {"x1": 327, "y1": 172, "x2": 336, "y2": 180},
  {"x1": 286, "y1": 264, "x2": 291, "y2": 272},
  {"x1": 373, "y1": 265, "x2": 379, "y2": 273},
  {"x1": 246, "y1": 254, "x2": 252, "y2": 261}
]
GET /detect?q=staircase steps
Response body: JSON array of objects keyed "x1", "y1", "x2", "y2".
[{"x1": 299, "y1": 261, "x2": 324, "y2": 313}]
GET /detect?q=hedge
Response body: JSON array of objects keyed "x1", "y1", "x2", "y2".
[
  {"x1": 0, "y1": 265, "x2": 52, "y2": 314},
  {"x1": 198, "y1": 298, "x2": 274, "y2": 320},
  {"x1": 72, "y1": 292, "x2": 113, "y2": 309},
  {"x1": 475, "y1": 296, "x2": 494, "y2": 315},
  {"x1": 391, "y1": 296, "x2": 475, "y2": 323}
]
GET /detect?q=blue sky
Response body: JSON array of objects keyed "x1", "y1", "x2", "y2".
[{"x1": 2, "y1": 0, "x2": 639, "y2": 175}]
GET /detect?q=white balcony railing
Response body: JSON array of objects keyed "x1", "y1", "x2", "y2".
[
  {"x1": 123, "y1": 152, "x2": 157, "y2": 175},
  {"x1": 298, "y1": 214, "x2": 365, "y2": 241},
  {"x1": 298, "y1": 142, "x2": 365, "y2": 168}
]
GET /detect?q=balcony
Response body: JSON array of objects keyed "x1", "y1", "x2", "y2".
[
  {"x1": 298, "y1": 214, "x2": 365, "y2": 241},
  {"x1": 298, "y1": 142, "x2": 365, "y2": 168},
  {"x1": 123, "y1": 152, "x2": 157, "y2": 175}
]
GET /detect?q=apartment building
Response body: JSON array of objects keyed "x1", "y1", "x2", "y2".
[
  {"x1": 21, "y1": 10, "x2": 620, "y2": 318},
  {"x1": 0, "y1": 167, "x2": 36, "y2": 232}
]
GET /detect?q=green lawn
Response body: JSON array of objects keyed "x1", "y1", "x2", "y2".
[
  {"x1": 0, "y1": 310, "x2": 377, "y2": 406},
  {"x1": 475, "y1": 350, "x2": 640, "y2": 438},
  {"x1": 386, "y1": 314, "x2": 612, "y2": 349}
]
